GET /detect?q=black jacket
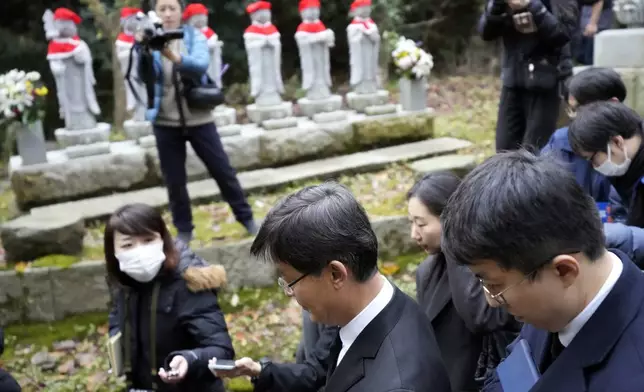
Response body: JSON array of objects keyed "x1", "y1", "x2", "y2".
[
  {"x1": 479, "y1": 0, "x2": 576, "y2": 89},
  {"x1": 416, "y1": 254, "x2": 521, "y2": 392},
  {"x1": 255, "y1": 284, "x2": 452, "y2": 392},
  {"x1": 108, "y1": 241, "x2": 234, "y2": 392}
]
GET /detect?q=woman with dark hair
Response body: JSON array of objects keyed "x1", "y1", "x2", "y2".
[
  {"x1": 106, "y1": 203, "x2": 234, "y2": 391},
  {"x1": 408, "y1": 171, "x2": 521, "y2": 391},
  {"x1": 136, "y1": 0, "x2": 257, "y2": 243}
]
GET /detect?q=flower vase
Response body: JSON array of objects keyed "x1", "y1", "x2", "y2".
[
  {"x1": 14, "y1": 120, "x2": 47, "y2": 166},
  {"x1": 399, "y1": 76, "x2": 427, "y2": 112}
]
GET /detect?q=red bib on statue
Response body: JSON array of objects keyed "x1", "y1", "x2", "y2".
[
  {"x1": 245, "y1": 24, "x2": 279, "y2": 35},
  {"x1": 47, "y1": 37, "x2": 81, "y2": 58},
  {"x1": 297, "y1": 21, "x2": 326, "y2": 33}
]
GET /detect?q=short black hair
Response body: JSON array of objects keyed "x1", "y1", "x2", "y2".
[
  {"x1": 568, "y1": 101, "x2": 642, "y2": 154},
  {"x1": 441, "y1": 150, "x2": 604, "y2": 275},
  {"x1": 407, "y1": 171, "x2": 461, "y2": 217},
  {"x1": 250, "y1": 182, "x2": 378, "y2": 282},
  {"x1": 568, "y1": 67, "x2": 627, "y2": 105}
]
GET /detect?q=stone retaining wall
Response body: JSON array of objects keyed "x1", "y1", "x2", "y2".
[
  {"x1": 0, "y1": 216, "x2": 417, "y2": 325},
  {"x1": 10, "y1": 111, "x2": 435, "y2": 210}
]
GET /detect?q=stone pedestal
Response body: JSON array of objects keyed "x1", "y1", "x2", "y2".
[
  {"x1": 55, "y1": 122, "x2": 112, "y2": 158},
  {"x1": 297, "y1": 95, "x2": 343, "y2": 118},
  {"x1": 594, "y1": 28, "x2": 644, "y2": 67},
  {"x1": 213, "y1": 106, "x2": 241, "y2": 137},
  {"x1": 123, "y1": 120, "x2": 152, "y2": 140},
  {"x1": 346, "y1": 90, "x2": 394, "y2": 114},
  {"x1": 247, "y1": 102, "x2": 294, "y2": 124}
]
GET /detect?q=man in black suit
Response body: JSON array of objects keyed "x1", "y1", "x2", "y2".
[
  {"x1": 212, "y1": 182, "x2": 451, "y2": 392},
  {"x1": 441, "y1": 150, "x2": 644, "y2": 391}
]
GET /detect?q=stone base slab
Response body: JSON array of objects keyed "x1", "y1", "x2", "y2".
[
  {"x1": 218, "y1": 124, "x2": 242, "y2": 137},
  {"x1": 139, "y1": 135, "x2": 156, "y2": 148},
  {"x1": 313, "y1": 111, "x2": 349, "y2": 124},
  {"x1": 346, "y1": 90, "x2": 390, "y2": 113},
  {"x1": 297, "y1": 95, "x2": 343, "y2": 118},
  {"x1": 0, "y1": 215, "x2": 421, "y2": 324},
  {"x1": 11, "y1": 111, "x2": 440, "y2": 209},
  {"x1": 246, "y1": 102, "x2": 293, "y2": 124},
  {"x1": 123, "y1": 120, "x2": 153, "y2": 139},
  {"x1": 212, "y1": 105, "x2": 237, "y2": 128},
  {"x1": 594, "y1": 28, "x2": 644, "y2": 68},
  {"x1": 365, "y1": 104, "x2": 398, "y2": 116},
  {"x1": 263, "y1": 117, "x2": 299, "y2": 130},
  {"x1": 54, "y1": 122, "x2": 111, "y2": 147},
  {"x1": 64, "y1": 141, "x2": 112, "y2": 159}
]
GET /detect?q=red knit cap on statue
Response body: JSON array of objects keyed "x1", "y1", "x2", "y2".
[
  {"x1": 350, "y1": 0, "x2": 371, "y2": 11},
  {"x1": 120, "y1": 7, "x2": 142, "y2": 20},
  {"x1": 299, "y1": 0, "x2": 320, "y2": 11},
  {"x1": 183, "y1": 3, "x2": 208, "y2": 21},
  {"x1": 246, "y1": 1, "x2": 271, "y2": 14},
  {"x1": 53, "y1": 8, "x2": 82, "y2": 25}
]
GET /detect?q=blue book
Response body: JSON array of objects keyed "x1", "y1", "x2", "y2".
[{"x1": 497, "y1": 339, "x2": 540, "y2": 392}]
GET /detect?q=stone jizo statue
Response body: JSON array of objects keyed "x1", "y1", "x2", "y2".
[
  {"x1": 244, "y1": 1, "x2": 285, "y2": 106},
  {"x1": 347, "y1": 0, "x2": 380, "y2": 95},
  {"x1": 116, "y1": 7, "x2": 147, "y2": 122},
  {"x1": 613, "y1": 0, "x2": 644, "y2": 27},
  {"x1": 43, "y1": 8, "x2": 102, "y2": 131},
  {"x1": 295, "y1": 0, "x2": 334, "y2": 101},
  {"x1": 183, "y1": 3, "x2": 223, "y2": 88}
]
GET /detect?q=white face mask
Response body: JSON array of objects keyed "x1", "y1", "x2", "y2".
[
  {"x1": 116, "y1": 241, "x2": 166, "y2": 283},
  {"x1": 594, "y1": 143, "x2": 631, "y2": 177}
]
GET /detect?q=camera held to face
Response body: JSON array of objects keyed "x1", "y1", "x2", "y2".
[{"x1": 135, "y1": 11, "x2": 184, "y2": 51}]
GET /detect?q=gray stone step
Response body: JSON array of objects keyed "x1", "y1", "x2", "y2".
[
  {"x1": 409, "y1": 154, "x2": 478, "y2": 178},
  {"x1": 0, "y1": 215, "x2": 418, "y2": 324},
  {"x1": 27, "y1": 137, "x2": 471, "y2": 223}
]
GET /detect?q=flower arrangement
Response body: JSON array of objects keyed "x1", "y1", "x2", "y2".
[
  {"x1": 391, "y1": 37, "x2": 434, "y2": 80},
  {"x1": 0, "y1": 69, "x2": 49, "y2": 125}
]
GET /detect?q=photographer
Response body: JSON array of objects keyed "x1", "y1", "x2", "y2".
[
  {"x1": 136, "y1": 0, "x2": 257, "y2": 243},
  {"x1": 479, "y1": 0, "x2": 578, "y2": 152}
]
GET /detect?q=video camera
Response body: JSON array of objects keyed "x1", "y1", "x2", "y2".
[{"x1": 135, "y1": 11, "x2": 184, "y2": 51}]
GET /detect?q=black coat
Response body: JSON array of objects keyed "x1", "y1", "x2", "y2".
[
  {"x1": 416, "y1": 253, "x2": 521, "y2": 392},
  {"x1": 255, "y1": 284, "x2": 452, "y2": 392},
  {"x1": 108, "y1": 242, "x2": 234, "y2": 392},
  {"x1": 479, "y1": 0, "x2": 575, "y2": 89}
]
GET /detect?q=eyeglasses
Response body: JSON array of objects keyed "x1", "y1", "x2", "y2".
[
  {"x1": 278, "y1": 273, "x2": 309, "y2": 296},
  {"x1": 479, "y1": 273, "x2": 535, "y2": 306}
]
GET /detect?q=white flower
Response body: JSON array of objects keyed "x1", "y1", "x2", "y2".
[
  {"x1": 397, "y1": 56, "x2": 414, "y2": 70},
  {"x1": 26, "y1": 72, "x2": 40, "y2": 81}
]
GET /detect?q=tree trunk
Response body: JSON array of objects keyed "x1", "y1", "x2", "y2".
[{"x1": 112, "y1": 48, "x2": 126, "y2": 127}]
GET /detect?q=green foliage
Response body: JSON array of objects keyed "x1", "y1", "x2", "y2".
[{"x1": 31, "y1": 254, "x2": 81, "y2": 269}]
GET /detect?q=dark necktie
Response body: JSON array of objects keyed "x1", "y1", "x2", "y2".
[
  {"x1": 540, "y1": 333, "x2": 565, "y2": 373},
  {"x1": 326, "y1": 334, "x2": 343, "y2": 378}
]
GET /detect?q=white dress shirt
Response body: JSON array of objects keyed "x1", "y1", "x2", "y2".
[
  {"x1": 336, "y1": 276, "x2": 395, "y2": 365},
  {"x1": 558, "y1": 252, "x2": 623, "y2": 347}
]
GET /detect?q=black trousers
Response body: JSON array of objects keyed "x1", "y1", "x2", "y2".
[
  {"x1": 495, "y1": 86, "x2": 561, "y2": 152},
  {"x1": 0, "y1": 368, "x2": 21, "y2": 392},
  {"x1": 153, "y1": 122, "x2": 253, "y2": 234}
]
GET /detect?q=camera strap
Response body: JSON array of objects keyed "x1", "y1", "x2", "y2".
[
  {"x1": 172, "y1": 63, "x2": 188, "y2": 136},
  {"x1": 125, "y1": 46, "x2": 145, "y2": 106}
]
